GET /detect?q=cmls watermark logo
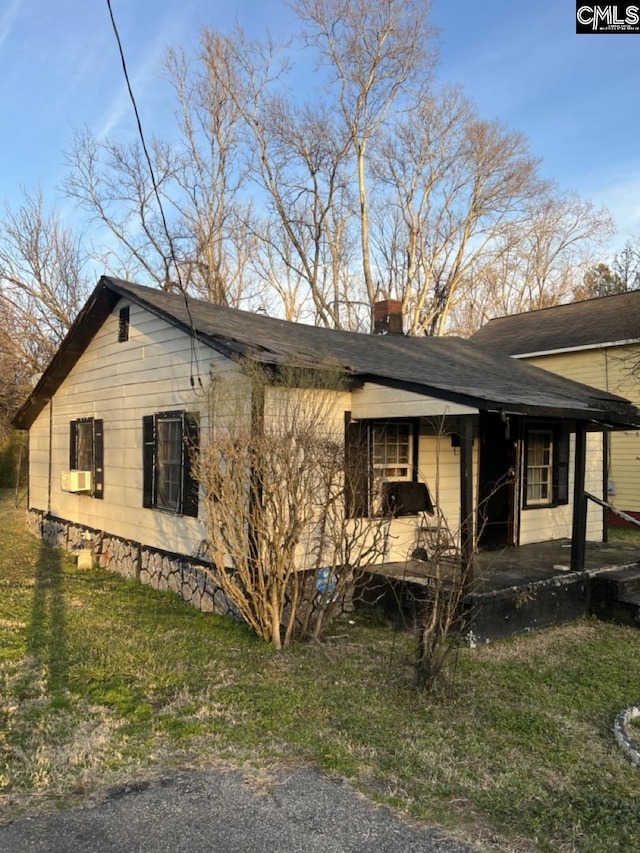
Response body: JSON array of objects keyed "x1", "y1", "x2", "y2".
[{"x1": 576, "y1": 3, "x2": 640, "y2": 32}]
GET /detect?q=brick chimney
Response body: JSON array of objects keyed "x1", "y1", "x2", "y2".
[{"x1": 373, "y1": 299, "x2": 403, "y2": 335}]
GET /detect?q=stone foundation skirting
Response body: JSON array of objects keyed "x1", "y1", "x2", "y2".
[{"x1": 26, "y1": 509, "x2": 237, "y2": 619}]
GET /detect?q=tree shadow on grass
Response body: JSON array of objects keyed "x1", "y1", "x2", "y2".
[{"x1": 26, "y1": 542, "x2": 68, "y2": 701}]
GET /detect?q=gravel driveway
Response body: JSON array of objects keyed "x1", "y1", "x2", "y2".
[{"x1": 0, "y1": 766, "x2": 476, "y2": 852}]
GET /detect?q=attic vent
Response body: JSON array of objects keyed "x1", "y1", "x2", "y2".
[{"x1": 118, "y1": 306, "x2": 130, "y2": 342}]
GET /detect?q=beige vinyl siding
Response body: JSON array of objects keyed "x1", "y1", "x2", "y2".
[
  {"x1": 28, "y1": 405, "x2": 52, "y2": 512},
  {"x1": 289, "y1": 387, "x2": 356, "y2": 570},
  {"x1": 351, "y1": 382, "x2": 477, "y2": 419},
  {"x1": 525, "y1": 349, "x2": 608, "y2": 390},
  {"x1": 348, "y1": 387, "x2": 479, "y2": 563},
  {"x1": 290, "y1": 390, "x2": 469, "y2": 568},
  {"x1": 29, "y1": 299, "x2": 239, "y2": 556},
  {"x1": 383, "y1": 424, "x2": 479, "y2": 563},
  {"x1": 609, "y1": 432, "x2": 640, "y2": 511},
  {"x1": 519, "y1": 432, "x2": 604, "y2": 545},
  {"x1": 525, "y1": 345, "x2": 640, "y2": 513}
]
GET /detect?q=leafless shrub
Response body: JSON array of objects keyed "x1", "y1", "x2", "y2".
[
  {"x1": 407, "y1": 421, "x2": 508, "y2": 693},
  {"x1": 195, "y1": 360, "x2": 388, "y2": 649},
  {"x1": 412, "y1": 535, "x2": 474, "y2": 693}
]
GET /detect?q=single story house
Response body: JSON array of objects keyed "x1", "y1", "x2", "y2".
[
  {"x1": 13, "y1": 278, "x2": 640, "y2": 621},
  {"x1": 471, "y1": 291, "x2": 640, "y2": 527}
]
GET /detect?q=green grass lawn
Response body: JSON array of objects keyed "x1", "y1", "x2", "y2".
[
  {"x1": 608, "y1": 526, "x2": 640, "y2": 547},
  {"x1": 1, "y1": 491, "x2": 640, "y2": 852}
]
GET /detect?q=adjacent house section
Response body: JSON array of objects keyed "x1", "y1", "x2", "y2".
[{"x1": 471, "y1": 291, "x2": 640, "y2": 526}]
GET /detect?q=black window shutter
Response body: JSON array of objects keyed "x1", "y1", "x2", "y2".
[
  {"x1": 555, "y1": 430, "x2": 570, "y2": 505},
  {"x1": 182, "y1": 412, "x2": 200, "y2": 518},
  {"x1": 142, "y1": 415, "x2": 156, "y2": 508},
  {"x1": 93, "y1": 419, "x2": 104, "y2": 500},
  {"x1": 344, "y1": 414, "x2": 369, "y2": 518},
  {"x1": 69, "y1": 421, "x2": 78, "y2": 470}
]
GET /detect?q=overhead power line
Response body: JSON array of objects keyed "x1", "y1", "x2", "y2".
[{"x1": 105, "y1": 0, "x2": 203, "y2": 389}]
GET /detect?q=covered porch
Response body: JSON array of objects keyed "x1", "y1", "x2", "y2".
[
  {"x1": 347, "y1": 356, "x2": 639, "y2": 639},
  {"x1": 349, "y1": 376, "x2": 631, "y2": 575},
  {"x1": 357, "y1": 538, "x2": 640, "y2": 641}
]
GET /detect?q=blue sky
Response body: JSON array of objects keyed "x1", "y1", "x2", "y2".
[{"x1": 1, "y1": 0, "x2": 638, "y2": 252}]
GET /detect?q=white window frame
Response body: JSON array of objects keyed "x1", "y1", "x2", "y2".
[
  {"x1": 371, "y1": 422, "x2": 413, "y2": 482},
  {"x1": 155, "y1": 416, "x2": 184, "y2": 513},
  {"x1": 525, "y1": 429, "x2": 554, "y2": 507}
]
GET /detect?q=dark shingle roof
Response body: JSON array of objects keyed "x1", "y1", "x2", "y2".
[
  {"x1": 13, "y1": 277, "x2": 640, "y2": 430},
  {"x1": 471, "y1": 290, "x2": 640, "y2": 355}
]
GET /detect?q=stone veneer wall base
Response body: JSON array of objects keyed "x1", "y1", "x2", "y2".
[{"x1": 27, "y1": 509, "x2": 238, "y2": 620}]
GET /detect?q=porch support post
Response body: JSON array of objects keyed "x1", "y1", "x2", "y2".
[
  {"x1": 602, "y1": 431, "x2": 609, "y2": 544},
  {"x1": 459, "y1": 416, "x2": 474, "y2": 584},
  {"x1": 570, "y1": 422, "x2": 587, "y2": 572}
]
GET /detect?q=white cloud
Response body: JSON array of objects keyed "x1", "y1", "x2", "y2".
[
  {"x1": 95, "y1": 17, "x2": 183, "y2": 141},
  {"x1": 0, "y1": 0, "x2": 23, "y2": 49}
]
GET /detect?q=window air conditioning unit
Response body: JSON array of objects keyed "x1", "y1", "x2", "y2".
[
  {"x1": 381, "y1": 481, "x2": 434, "y2": 516},
  {"x1": 61, "y1": 471, "x2": 92, "y2": 492}
]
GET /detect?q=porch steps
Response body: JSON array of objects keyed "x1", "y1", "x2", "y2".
[{"x1": 590, "y1": 564, "x2": 640, "y2": 627}]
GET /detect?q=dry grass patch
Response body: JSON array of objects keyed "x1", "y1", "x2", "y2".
[{"x1": 2, "y1": 492, "x2": 640, "y2": 851}]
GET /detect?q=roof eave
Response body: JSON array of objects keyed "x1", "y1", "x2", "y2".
[
  {"x1": 13, "y1": 279, "x2": 121, "y2": 430},
  {"x1": 359, "y1": 374, "x2": 639, "y2": 427}
]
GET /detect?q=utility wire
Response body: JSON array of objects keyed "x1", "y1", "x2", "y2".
[{"x1": 105, "y1": 0, "x2": 204, "y2": 389}]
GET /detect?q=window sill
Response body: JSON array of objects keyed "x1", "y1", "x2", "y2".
[
  {"x1": 522, "y1": 502, "x2": 559, "y2": 511},
  {"x1": 148, "y1": 505, "x2": 184, "y2": 517},
  {"x1": 368, "y1": 510, "x2": 423, "y2": 520}
]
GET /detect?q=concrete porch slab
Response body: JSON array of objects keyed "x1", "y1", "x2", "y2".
[
  {"x1": 373, "y1": 539, "x2": 640, "y2": 594},
  {"x1": 357, "y1": 539, "x2": 640, "y2": 642}
]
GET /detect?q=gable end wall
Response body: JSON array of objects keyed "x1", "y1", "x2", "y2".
[{"x1": 28, "y1": 298, "x2": 239, "y2": 555}]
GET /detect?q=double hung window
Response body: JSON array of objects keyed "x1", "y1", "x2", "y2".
[
  {"x1": 142, "y1": 411, "x2": 199, "y2": 517},
  {"x1": 346, "y1": 418, "x2": 430, "y2": 517},
  {"x1": 525, "y1": 429, "x2": 553, "y2": 505},
  {"x1": 69, "y1": 418, "x2": 104, "y2": 498},
  {"x1": 523, "y1": 425, "x2": 569, "y2": 509},
  {"x1": 372, "y1": 422, "x2": 413, "y2": 481}
]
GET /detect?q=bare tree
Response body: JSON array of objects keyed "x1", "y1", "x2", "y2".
[
  {"x1": 61, "y1": 1, "x2": 613, "y2": 336},
  {"x1": 64, "y1": 129, "x2": 181, "y2": 291},
  {"x1": 612, "y1": 237, "x2": 640, "y2": 291},
  {"x1": 413, "y1": 534, "x2": 474, "y2": 692},
  {"x1": 64, "y1": 45, "x2": 263, "y2": 309},
  {"x1": 449, "y1": 190, "x2": 612, "y2": 335},
  {"x1": 0, "y1": 188, "x2": 90, "y2": 373},
  {"x1": 195, "y1": 361, "x2": 388, "y2": 649},
  {"x1": 163, "y1": 40, "x2": 263, "y2": 305},
  {"x1": 372, "y1": 86, "x2": 543, "y2": 335},
  {"x1": 0, "y1": 318, "x2": 31, "y2": 443},
  {"x1": 197, "y1": 26, "x2": 360, "y2": 326},
  {"x1": 291, "y1": 0, "x2": 437, "y2": 318}
]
